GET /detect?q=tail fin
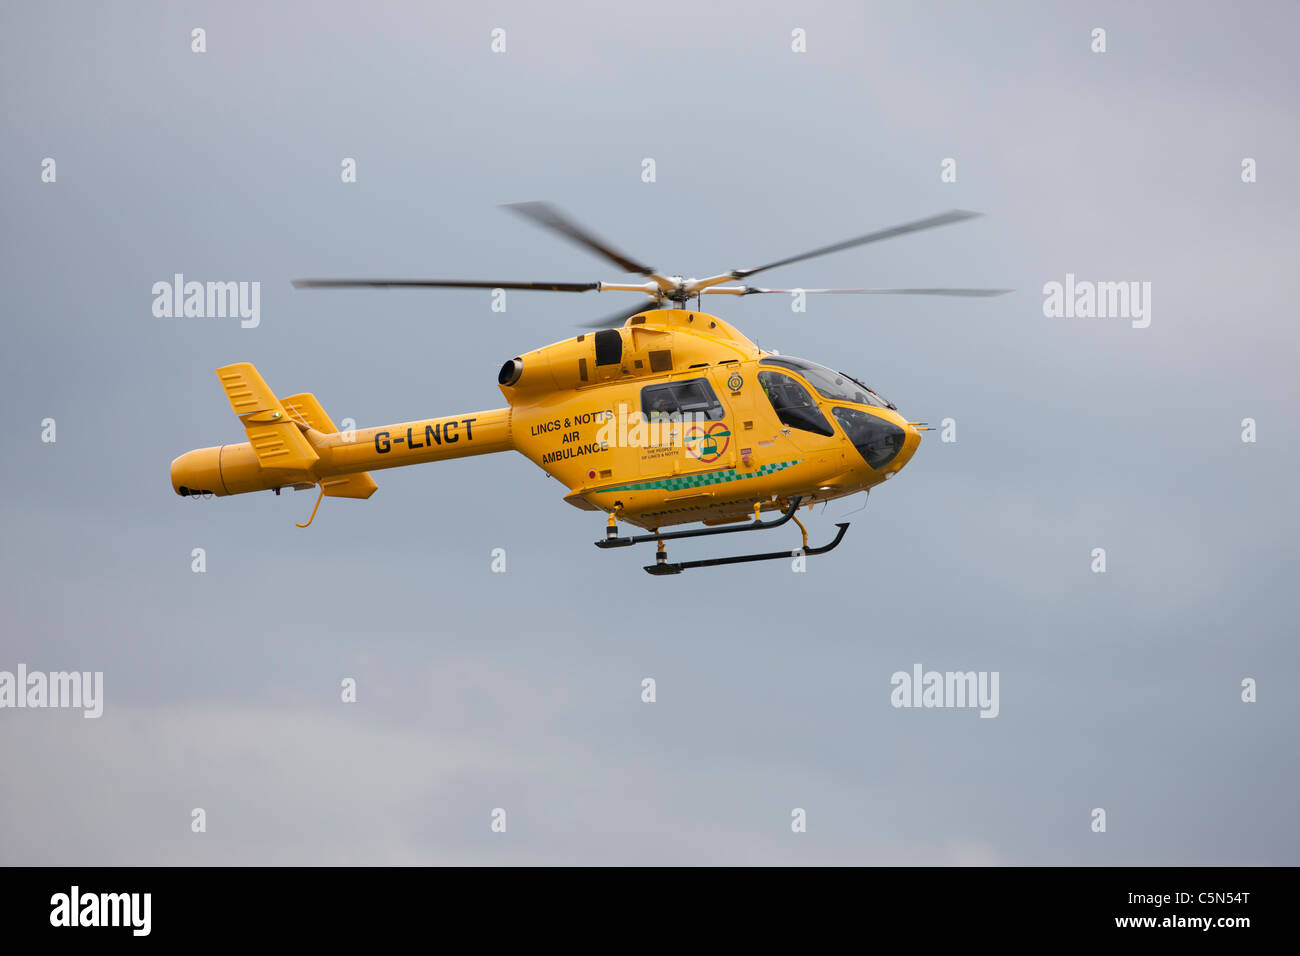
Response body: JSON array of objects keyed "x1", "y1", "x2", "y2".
[
  {"x1": 279, "y1": 391, "x2": 378, "y2": 499},
  {"x1": 214, "y1": 363, "x2": 377, "y2": 498},
  {"x1": 216, "y1": 363, "x2": 320, "y2": 471},
  {"x1": 317, "y1": 472, "x2": 378, "y2": 499},
  {"x1": 280, "y1": 392, "x2": 338, "y2": 433}
]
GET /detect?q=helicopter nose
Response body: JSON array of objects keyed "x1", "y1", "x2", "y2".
[{"x1": 885, "y1": 423, "x2": 921, "y2": 476}]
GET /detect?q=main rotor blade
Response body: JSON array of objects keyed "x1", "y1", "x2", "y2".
[
  {"x1": 574, "y1": 300, "x2": 660, "y2": 330},
  {"x1": 737, "y1": 286, "x2": 1013, "y2": 296},
  {"x1": 292, "y1": 279, "x2": 599, "y2": 292},
  {"x1": 731, "y1": 210, "x2": 983, "y2": 279},
  {"x1": 504, "y1": 201, "x2": 659, "y2": 277}
]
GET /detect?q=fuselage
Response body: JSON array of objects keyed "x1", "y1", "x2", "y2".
[{"x1": 503, "y1": 310, "x2": 919, "y2": 528}]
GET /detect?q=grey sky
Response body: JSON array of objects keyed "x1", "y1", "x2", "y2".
[{"x1": 1, "y1": 0, "x2": 1297, "y2": 864}]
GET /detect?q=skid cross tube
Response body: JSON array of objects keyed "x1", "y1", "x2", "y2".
[
  {"x1": 644, "y1": 522, "x2": 851, "y2": 575},
  {"x1": 595, "y1": 496, "x2": 803, "y2": 549}
]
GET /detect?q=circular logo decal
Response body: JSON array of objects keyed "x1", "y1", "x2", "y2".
[
  {"x1": 684, "y1": 422, "x2": 732, "y2": 463},
  {"x1": 727, "y1": 373, "x2": 743, "y2": 392}
]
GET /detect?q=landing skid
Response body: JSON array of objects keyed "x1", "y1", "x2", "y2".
[
  {"x1": 593, "y1": 496, "x2": 853, "y2": 574},
  {"x1": 643, "y1": 522, "x2": 850, "y2": 575}
]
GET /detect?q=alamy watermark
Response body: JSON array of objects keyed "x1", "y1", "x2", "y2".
[
  {"x1": 50, "y1": 886, "x2": 150, "y2": 936},
  {"x1": 0, "y1": 664, "x2": 103, "y2": 718},
  {"x1": 592, "y1": 403, "x2": 712, "y2": 449},
  {"x1": 890, "y1": 663, "x2": 999, "y2": 718},
  {"x1": 152, "y1": 274, "x2": 260, "y2": 328},
  {"x1": 1042, "y1": 273, "x2": 1151, "y2": 328}
]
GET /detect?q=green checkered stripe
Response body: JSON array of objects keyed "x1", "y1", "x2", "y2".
[{"x1": 600, "y1": 459, "x2": 801, "y2": 494}]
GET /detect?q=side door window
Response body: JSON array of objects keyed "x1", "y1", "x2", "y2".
[
  {"x1": 640, "y1": 378, "x2": 731, "y2": 473},
  {"x1": 757, "y1": 370, "x2": 834, "y2": 436},
  {"x1": 641, "y1": 378, "x2": 724, "y2": 422}
]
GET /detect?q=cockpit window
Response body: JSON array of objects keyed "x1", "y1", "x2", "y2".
[
  {"x1": 760, "y1": 355, "x2": 894, "y2": 409},
  {"x1": 757, "y1": 370, "x2": 834, "y2": 436}
]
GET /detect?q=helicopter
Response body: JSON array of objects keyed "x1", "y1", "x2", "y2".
[{"x1": 169, "y1": 203, "x2": 1009, "y2": 574}]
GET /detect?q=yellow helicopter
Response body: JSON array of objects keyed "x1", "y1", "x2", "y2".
[{"x1": 170, "y1": 203, "x2": 1008, "y2": 573}]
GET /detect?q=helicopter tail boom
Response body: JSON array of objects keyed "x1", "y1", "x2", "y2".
[{"x1": 170, "y1": 362, "x2": 514, "y2": 498}]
